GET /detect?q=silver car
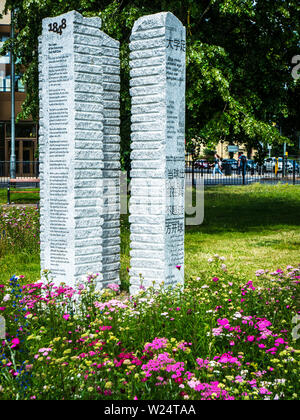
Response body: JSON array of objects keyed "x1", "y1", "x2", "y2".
[{"x1": 263, "y1": 157, "x2": 293, "y2": 173}]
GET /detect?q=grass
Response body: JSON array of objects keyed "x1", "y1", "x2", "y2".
[
  {"x1": 0, "y1": 188, "x2": 40, "y2": 205},
  {"x1": 121, "y1": 183, "x2": 300, "y2": 288},
  {"x1": 0, "y1": 183, "x2": 299, "y2": 287},
  {"x1": 185, "y1": 183, "x2": 300, "y2": 281},
  {"x1": 0, "y1": 252, "x2": 40, "y2": 284}
]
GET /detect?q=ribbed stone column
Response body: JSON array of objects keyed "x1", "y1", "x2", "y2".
[
  {"x1": 102, "y1": 33, "x2": 121, "y2": 286},
  {"x1": 39, "y1": 11, "x2": 120, "y2": 288},
  {"x1": 129, "y1": 12, "x2": 186, "y2": 294}
]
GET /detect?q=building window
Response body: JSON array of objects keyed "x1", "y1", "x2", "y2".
[{"x1": 0, "y1": 33, "x2": 25, "y2": 92}]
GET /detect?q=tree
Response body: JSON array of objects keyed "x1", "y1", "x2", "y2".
[{"x1": 1, "y1": 0, "x2": 300, "y2": 169}]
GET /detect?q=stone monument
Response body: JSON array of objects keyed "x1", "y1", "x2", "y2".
[
  {"x1": 129, "y1": 12, "x2": 186, "y2": 294},
  {"x1": 39, "y1": 11, "x2": 120, "y2": 288},
  {"x1": 101, "y1": 33, "x2": 121, "y2": 286}
]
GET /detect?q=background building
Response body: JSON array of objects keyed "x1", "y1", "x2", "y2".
[{"x1": 0, "y1": 0, "x2": 38, "y2": 177}]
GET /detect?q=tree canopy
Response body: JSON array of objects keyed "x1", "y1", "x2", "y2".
[{"x1": 1, "y1": 0, "x2": 300, "y2": 164}]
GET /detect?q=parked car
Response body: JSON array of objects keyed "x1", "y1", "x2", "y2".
[
  {"x1": 222, "y1": 159, "x2": 238, "y2": 171},
  {"x1": 194, "y1": 159, "x2": 211, "y2": 170},
  {"x1": 263, "y1": 157, "x2": 294, "y2": 173},
  {"x1": 264, "y1": 157, "x2": 282, "y2": 172}
]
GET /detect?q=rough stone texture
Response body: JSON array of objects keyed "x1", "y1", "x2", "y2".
[
  {"x1": 101, "y1": 32, "x2": 121, "y2": 285},
  {"x1": 129, "y1": 12, "x2": 186, "y2": 295},
  {"x1": 39, "y1": 11, "x2": 120, "y2": 288}
]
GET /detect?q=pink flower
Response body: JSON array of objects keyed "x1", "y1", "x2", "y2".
[
  {"x1": 247, "y1": 336, "x2": 255, "y2": 342},
  {"x1": 63, "y1": 314, "x2": 70, "y2": 321},
  {"x1": 274, "y1": 338, "x2": 285, "y2": 347},
  {"x1": 256, "y1": 269, "x2": 265, "y2": 277},
  {"x1": 258, "y1": 344, "x2": 266, "y2": 349},
  {"x1": 217, "y1": 318, "x2": 230, "y2": 327},
  {"x1": 259, "y1": 387, "x2": 272, "y2": 395},
  {"x1": 11, "y1": 338, "x2": 20, "y2": 349},
  {"x1": 266, "y1": 347, "x2": 278, "y2": 355},
  {"x1": 212, "y1": 277, "x2": 219, "y2": 282},
  {"x1": 108, "y1": 284, "x2": 120, "y2": 292},
  {"x1": 212, "y1": 327, "x2": 223, "y2": 336}
]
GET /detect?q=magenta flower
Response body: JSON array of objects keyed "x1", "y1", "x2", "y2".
[
  {"x1": 11, "y1": 338, "x2": 20, "y2": 349},
  {"x1": 217, "y1": 318, "x2": 230, "y2": 327},
  {"x1": 258, "y1": 344, "x2": 266, "y2": 349}
]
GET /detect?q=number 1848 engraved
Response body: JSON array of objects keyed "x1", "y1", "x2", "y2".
[{"x1": 48, "y1": 18, "x2": 67, "y2": 35}]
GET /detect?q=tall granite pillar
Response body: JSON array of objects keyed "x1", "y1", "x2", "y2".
[
  {"x1": 129, "y1": 13, "x2": 186, "y2": 294},
  {"x1": 39, "y1": 11, "x2": 120, "y2": 288},
  {"x1": 101, "y1": 33, "x2": 121, "y2": 285}
]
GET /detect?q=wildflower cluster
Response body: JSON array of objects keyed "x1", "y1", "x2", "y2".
[{"x1": 0, "y1": 260, "x2": 299, "y2": 400}]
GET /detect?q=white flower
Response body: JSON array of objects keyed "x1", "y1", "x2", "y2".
[
  {"x1": 3, "y1": 294, "x2": 10, "y2": 302},
  {"x1": 274, "y1": 379, "x2": 286, "y2": 385},
  {"x1": 241, "y1": 370, "x2": 249, "y2": 377},
  {"x1": 221, "y1": 264, "x2": 227, "y2": 272}
]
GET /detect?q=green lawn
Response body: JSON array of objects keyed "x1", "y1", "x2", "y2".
[
  {"x1": 0, "y1": 188, "x2": 40, "y2": 205},
  {"x1": 0, "y1": 183, "x2": 299, "y2": 287},
  {"x1": 185, "y1": 183, "x2": 300, "y2": 281}
]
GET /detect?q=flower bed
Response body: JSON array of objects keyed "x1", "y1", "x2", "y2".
[{"x1": 0, "y1": 257, "x2": 299, "y2": 400}]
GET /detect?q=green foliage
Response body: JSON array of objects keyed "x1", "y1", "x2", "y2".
[{"x1": 1, "y1": 1, "x2": 300, "y2": 166}]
